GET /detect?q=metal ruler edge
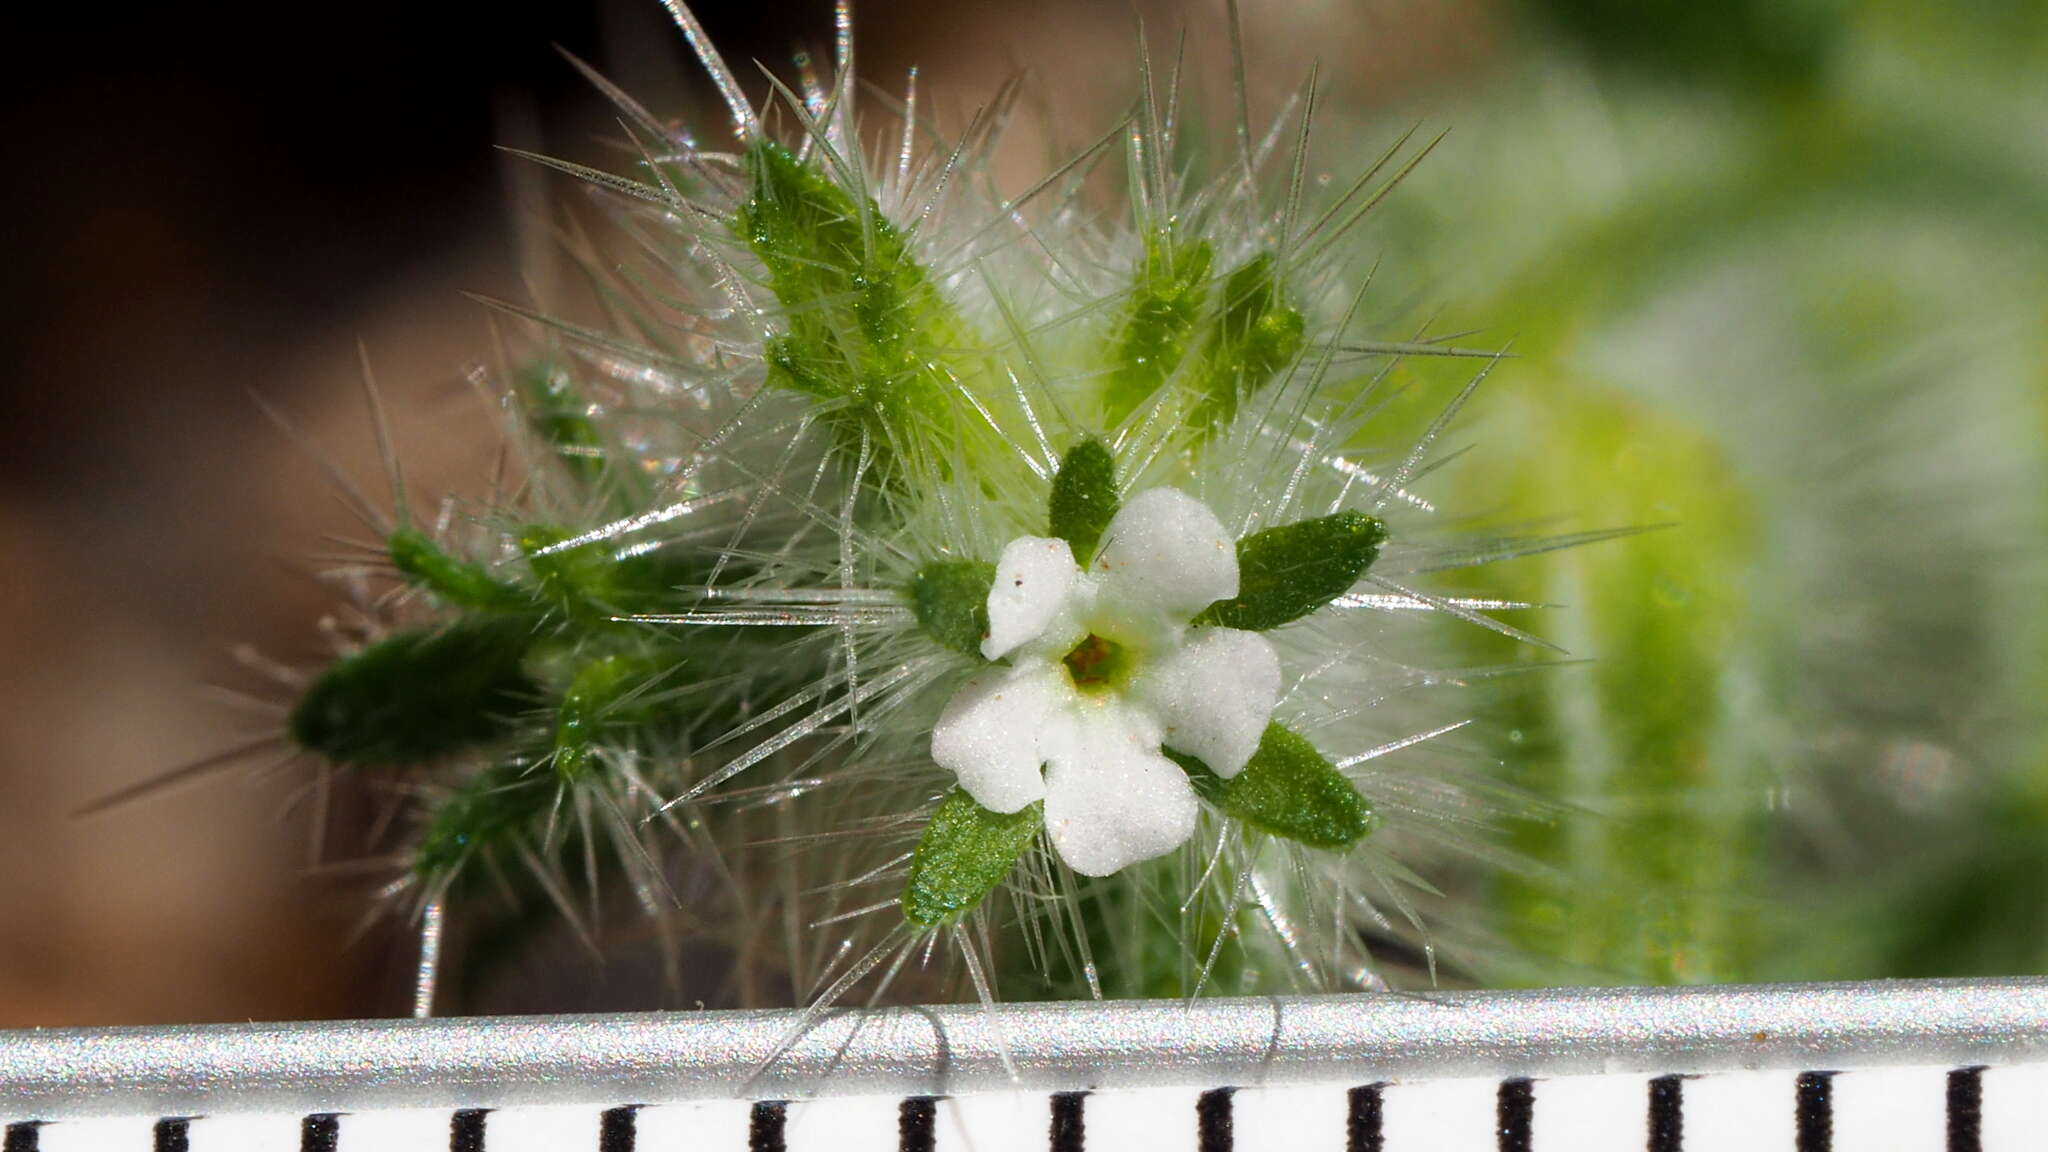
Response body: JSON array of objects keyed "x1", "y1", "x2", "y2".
[{"x1": 2, "y1": 978, "x2": 2044, "y2": 1117}]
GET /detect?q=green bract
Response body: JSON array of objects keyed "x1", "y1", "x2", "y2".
[
  {"x1": 738, "y1": 140, "x2": 966, "y2": 471},
  {"x1": 1187, "y1": 253, "x2": 1306, "y2": 431},
  {"x1": 389, "y1": 528, "x2": 533, "y2": 613},
  {"x1": 909, "y1": 560, "x2": 997, "y2": 657},
  {"x1": 413, "y1": 760, "x2": 553, "y2": 881},
  {"x1": 1103, "y1": 233, "x2": 1215, "y2": 426},
  {"x1": 1170, "y1": 723, "x2": 1375, "y2": 849},
  {"x1": 1048, "y1": 439, "x2": 1120, "y2": 562},
  {"x1": 903, "y1": 788, "x2": 1043, "y2": 927},
  {"x1": 1195, "y1": 511, "x2": 1389, "y2": 631},
  {"x1": 553, "y1": 653, "x2": 650, "y2": 783},
  {"x1": 516, "y1": 363, "x2": 612, "y2": 489},
  {"x1": 288, "y1": 617, "x2": 537, "y2": 767},
  {"x1": 520, "y1": 526, "x2": 693, "y2": 625}
]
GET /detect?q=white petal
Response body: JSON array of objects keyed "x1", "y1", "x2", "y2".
[
  {"x1": 1135, "y1": 627, "x2": 1281, "y2": 778},
  {"x1": 1091, "y1": 487, "x2": 1238, "y2": 619},
  {"x1": 982, "y1": 536, "x2": 1083, "y2": 660},
  {"x1": 931, "y1": 663, "x2": 1069, "y2": 813},
  {"x1": 1041, "y1": 702, "x2": 1200, "y2": 876}
]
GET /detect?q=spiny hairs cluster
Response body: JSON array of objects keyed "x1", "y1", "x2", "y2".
[{"x1": 237, "y1": 2, "x2": 1560, "y2": 1011}]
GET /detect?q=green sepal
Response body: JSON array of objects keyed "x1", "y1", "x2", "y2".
[
  {"x1": 908, "y1": 559, "x2": 996, "y2": 657},
  {"x1": 389, "y1": 528, "x2": 533, "y2": 613},
  {"x1": 413, "y1": 758, "x2": 553, "y2": 881},
  {"x1": 1103, "y1": 232, "x2": 1214, "y2": 425},
  {"x1": 520, "y1": 525, "x2": 695, "y2": 624},
  {"x1": 1193, "y1": 510, "x2": 1388, "y2": 631},
  {"x1": 902, "y1": 787, "x2": 1042, "y2": 927},
  {"x1": 553, "y1": 652, "x2": 662, "y2": 783},
  {"x1": 1187, "y1": 252, "x2": 1306, "y2": 431},
  {"x1": 289, "y1": 616, "x2": 538, "y2": 767},
  {"x1": 1168, "y1": 723, "x2": 1375, "y2": 849},
  {"x1": 1047, "y1": 438, "x2": 1119, "y2": 563}
]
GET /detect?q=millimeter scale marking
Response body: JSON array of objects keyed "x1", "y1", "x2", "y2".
[{"x1": 2, "y1": 978, "x2": 2045, "y2": 1150}]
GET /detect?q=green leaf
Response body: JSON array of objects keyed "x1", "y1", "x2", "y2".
[
  {"x1": 902, "y1": 788, "x2": 1042, "y2": 926},
  {"x1": 1193, "y1": 510, "x2": 1388, "y2": 631},
  {"x1": 289, "y1": 617, "x2": 538, "y2": 767},
  {"x1": 389, "y1": 528, "x2": 534, "y2": 613},
  {"x1": 1048, "y1": 438, "x2": 1119, "y2": 562},
  {"x1": 908, "y1": 559, "x2": 995, "y2": 657},
  {"x1": 1167, "y1": 723, "x2": 1374, "y2": 849},
  {"x1": 1186, "y1": 253, "x2": 1305, "y2": 431}
]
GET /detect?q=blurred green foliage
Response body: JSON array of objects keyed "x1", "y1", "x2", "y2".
[{"x1": 1367, "y1": 0, "x2": 2048, "y2": 982}]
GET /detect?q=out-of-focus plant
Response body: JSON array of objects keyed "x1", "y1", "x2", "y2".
[{"x1": 1339, "y1": 0, "x2": 2048, "y2": 982}]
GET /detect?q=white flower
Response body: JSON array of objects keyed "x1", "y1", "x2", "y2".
[{"x1": 930, "y1": 489, "x2": 1283, "y2": 876}]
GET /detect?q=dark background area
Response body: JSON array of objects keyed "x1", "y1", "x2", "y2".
[
  {"x1": 2, "y1": 0, "x2": 832, "y2": 499},
  {"x1": 0, "y1": 0, "x2": 908, "y2": 1026}
]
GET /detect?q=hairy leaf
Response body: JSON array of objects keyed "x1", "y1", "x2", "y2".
[
  {"x1": 413, "y1": 759, "x2": 554, "y2": 880},
  {"x1": 1194, "y1": 511, "x2": 1387, "y2": 630},
  {"x1": 553, "y1": 653, "x2": 657, "y2": 783},
  {"x1": 1048, "y1": 438, "x2": 1119, "y2": 563},
  {"x1": 520, "y1": 525, "x2": 699, "y2": 624},
  {"x1": 289, "y1": 617, "x2": 537, "y2": 767},
  {"x1": 1169, "y1": 723, "x2": 1374, "y2": 849},
  {"x1": 389, "y1": 528, "x2": 534, "y2": 613},
  {"x1": 908, "y1": 559, "x2": 996, "y2": 657}
]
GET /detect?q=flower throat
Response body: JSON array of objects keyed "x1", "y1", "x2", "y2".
[{"x1": 1061, "y1": 633, "x2": 1133, "y2": 693}]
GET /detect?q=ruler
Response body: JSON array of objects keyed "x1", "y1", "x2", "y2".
[{"x1": 3, "y1": 979, "x2": 2044, "y2": 1150}]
